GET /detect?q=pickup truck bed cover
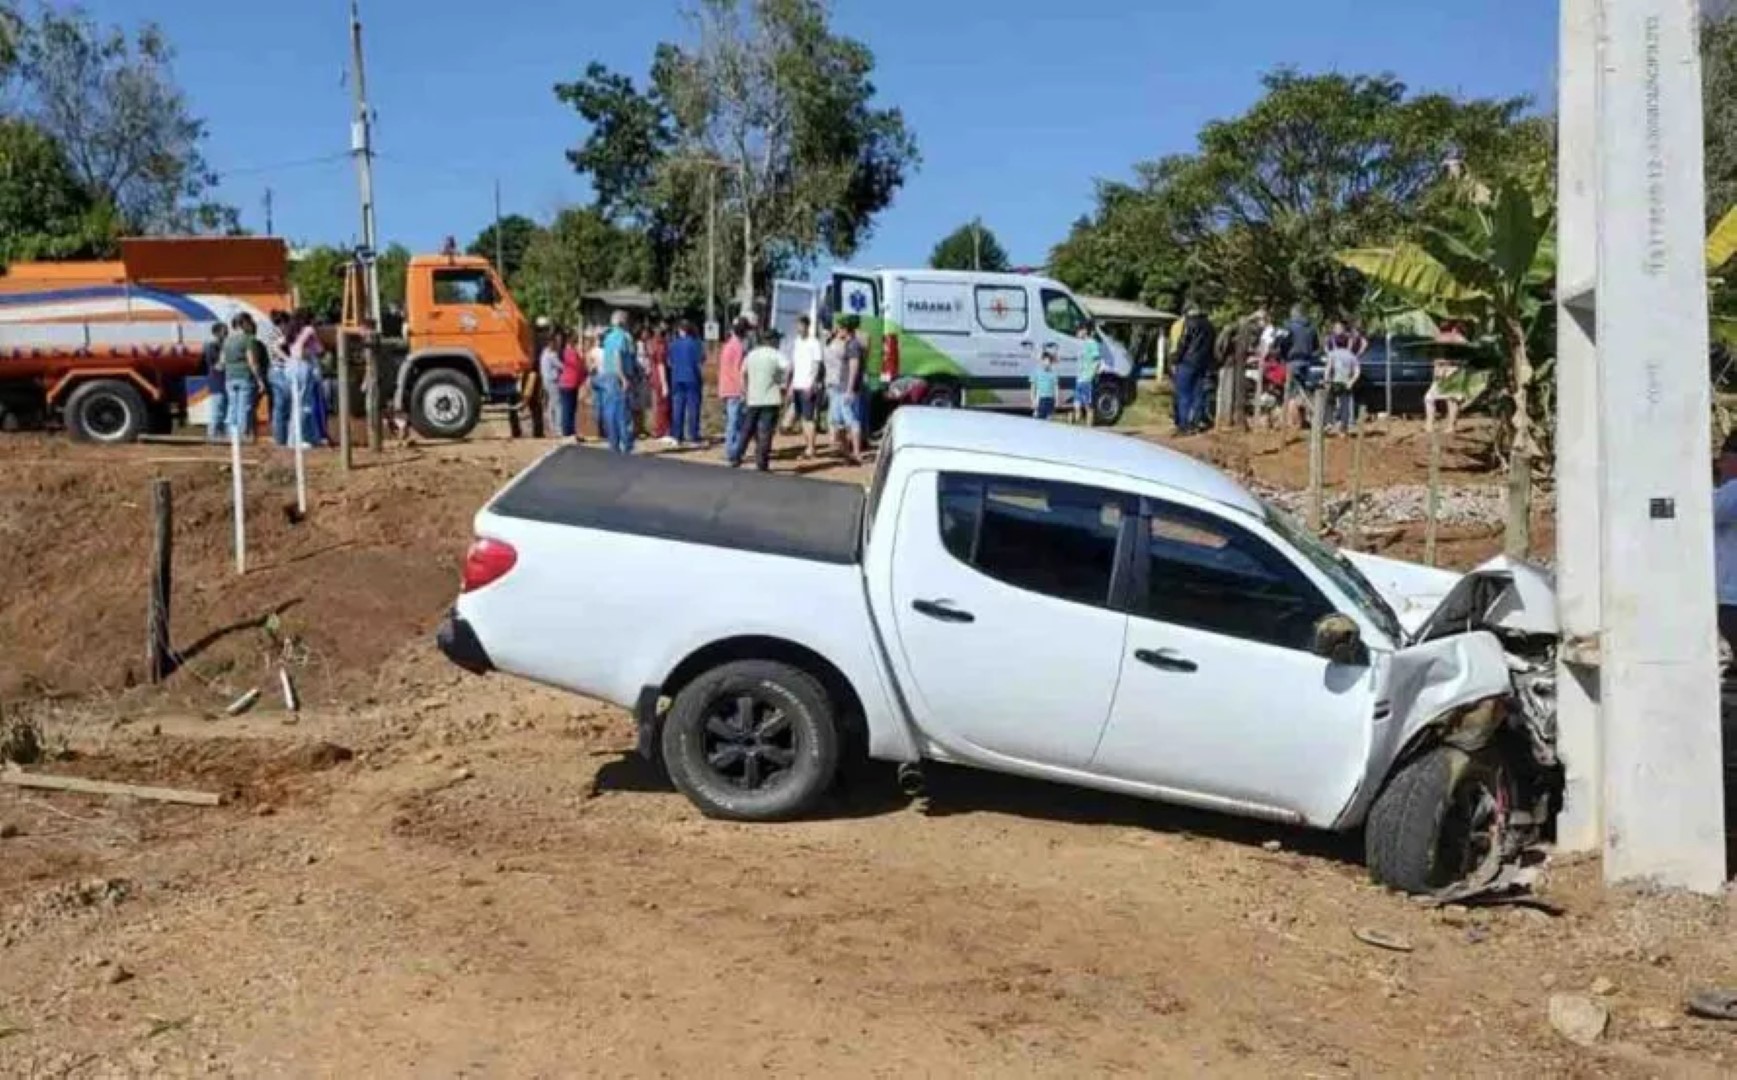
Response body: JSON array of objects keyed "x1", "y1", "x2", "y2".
[{"x1": 490, "y1": 447, "x2": 865, "y2": 565}]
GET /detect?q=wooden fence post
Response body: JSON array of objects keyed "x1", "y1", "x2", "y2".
[
  {"x1": 1306, "y1": 386, "x2": 1327, "y2": 532},
  {"x1": 337, "y1": 331, "x2": 353, "y2": 472},
  {"x1": 1426, "y1": 427, "x2": 1442, "y2": 567},
  {"x1": 1349, "y1": 417, "x2": 1364, "y2": 549},
  {"x1": 146, "y1": 480, "x2": 173, "y2": 683},
  {"x1": 364, "y1": 334, "x2": 384, "y2": 452}
]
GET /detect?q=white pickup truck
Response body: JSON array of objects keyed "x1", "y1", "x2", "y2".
[{"x1": 438, "y1": 410, "x2": 1561, "y2": 894}]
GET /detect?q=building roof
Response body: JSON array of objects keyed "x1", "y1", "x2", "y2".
[
  {"x1": 1081, "y1": 295, "x2": 1176, "y2": 323},
  {"x1": 885, "y1": 408, "x2": 1262, "y2": 515}
]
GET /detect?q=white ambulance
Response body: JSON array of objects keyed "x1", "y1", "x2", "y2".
[{"x1": 772, "y1": 269, "x2": 1138, "y2": 425}]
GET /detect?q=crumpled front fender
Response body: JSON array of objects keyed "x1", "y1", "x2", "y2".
[{"x1": 1337, "y1": 630, "x2": 1516, "y2": 827}]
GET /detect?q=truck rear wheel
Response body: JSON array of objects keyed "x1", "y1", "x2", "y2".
[
  {"x1": 661, "y1": 660, "x2": 840, "y2": 822},
  {"x1": 64, "y1": 379, "x2": 148, "y2": 444},
  {"x1": 408, "y1": 369, "x2": 482, "y2": 440}
]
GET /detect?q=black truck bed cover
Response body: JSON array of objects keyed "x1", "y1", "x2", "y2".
[{"x1": 489, "y1": 448, "x2": 865, "y2": 566}]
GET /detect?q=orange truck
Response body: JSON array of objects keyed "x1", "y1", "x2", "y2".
[
  {"x1": 0, "y1": 237, "x2": 292, "y2": 441},
  {"x1": 0, "y1": 238, "x2": 534, "y2": 443},
  {"x1": 350, "y1": 251, "x2": 537, "y2": 440}
]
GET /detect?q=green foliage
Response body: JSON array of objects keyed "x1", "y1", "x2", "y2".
[
  {"x1": 929, "y1": 220, "x2": 1009, "y2": 272},
  {"x1": 515, "y1": 207, "x2": 646, "y2": 328},
  {"x1": 555, "y1": 0, "x2": 918, "y2": 306},
  {"x1": 466, "y1": 214, "x2": 542, "y2": 283},
  {"x1": 11, "y1": 6, "x2": 234, "y2": 235},
  {"x1": 288, "y1": 245, "x2": 348, "y2": 322},
  {"x1": 0, "y1": 118, "x2": 120, "y2": 265},
  {"x1": 1706, "y1": 10, "x2": 1737, "y2": 230},
  {"x1": 377, "y1": 243, "x2": 410, "y2": 314},
  {"x1": 555, "y1": 59, "x2": 677, "y2": 223},
  {"x1": 1048, "y1": 71, "x2": 1543, "y2": 319}
]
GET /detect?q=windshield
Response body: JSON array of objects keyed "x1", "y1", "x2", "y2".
[{"x1": 1263, "y1": 502, "x2": 1406, "y2": 646}]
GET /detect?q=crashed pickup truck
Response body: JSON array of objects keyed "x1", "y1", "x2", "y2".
[{"x1": 438, "y1": 409, "x2": 1560, "y2": 895}]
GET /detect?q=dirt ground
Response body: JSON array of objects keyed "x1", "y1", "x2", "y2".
[{"x1": 0, "y1": 413, "x2": 1731, "y2": 1077}]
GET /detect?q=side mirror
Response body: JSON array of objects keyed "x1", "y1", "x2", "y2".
[{"x1": 1311, "y1": 613, "x2": 1369, "y2": 666}]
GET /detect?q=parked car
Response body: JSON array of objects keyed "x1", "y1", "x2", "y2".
[
  {"x1": 1305, "y1": 335, "x2": 1439, "y2": 417},
  {"x1": 438, "y1": 410, "x2": 1560, "y2": 894}
]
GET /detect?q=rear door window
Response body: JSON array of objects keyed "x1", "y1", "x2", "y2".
[{"x1": 939, "y1": 473, "x2": 1132, "y2": 609}]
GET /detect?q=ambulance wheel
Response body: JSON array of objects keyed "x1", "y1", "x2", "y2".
[
  {"x1": 64, "y1": 380, "x2": 148, "y2": 444},
  {"x1": 1093, "y1": 378, "x2": 1126, "y2": 426}
]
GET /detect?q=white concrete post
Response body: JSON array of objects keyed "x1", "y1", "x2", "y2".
[
  {"x1": 1594, "y1": 0, "x2": 1726, "y2": 892},
  {"x1": 230, "y1": 418, "x2": 247, "y2": 576},
  {"x1": 291, "y1": 372, "x2": 307, "y2": 518},
  {"x1": 1554, "y1": 0, "x2": 1605, "y2": 854}
]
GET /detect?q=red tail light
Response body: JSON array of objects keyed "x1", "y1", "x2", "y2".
[
  {"x1": 882, "y1": 332, "x2": 900, "y2": 382},
  {"x1": 461, "y1": 537, "x2": 517, "y2": 593}
]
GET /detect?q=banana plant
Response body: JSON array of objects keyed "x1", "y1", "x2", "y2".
[{"x1": 1337, "y1": 180, "x2": 1555, "y2": 556}]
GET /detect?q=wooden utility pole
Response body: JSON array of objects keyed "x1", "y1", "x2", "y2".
[
  {"x1": 1306, "y1": 387, "x2": 1327, "y2": 532},
  {"x1": 1425, "y1": 428, "x2": 1441, "y2": 567},
  {"x1": 337, "y1": 330, "x2": 353, "y2": 471},
  {"x1": 493, "y1": 179, "x2": 505, "y2": 272},
  {"x1": 146, "y1": 480, "x2": 173, "y2": 683}
]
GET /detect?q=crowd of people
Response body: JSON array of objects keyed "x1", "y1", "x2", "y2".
[
  {"x1": 530, "y1": 309, "x2": 873, "y2": 471},
  {"x1": 203, "y1": 308, "x2": 333, "y2": 447}
]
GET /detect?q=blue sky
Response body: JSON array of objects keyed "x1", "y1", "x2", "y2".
[{"x1": 80, "y1": 0, "x2": 1558, "y2": 269}]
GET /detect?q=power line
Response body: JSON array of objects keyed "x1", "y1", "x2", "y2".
[{"x1": 212, "y1": 151, "x2": 351, "y2": 181}]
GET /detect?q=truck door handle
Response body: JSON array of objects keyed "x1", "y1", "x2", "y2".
[
  {"x1": 913, "y1": 599, "x2": 974, "y2": 624},
  {"x1": 1134, "y1": 648, "x2": 1197, "y2": 673}
]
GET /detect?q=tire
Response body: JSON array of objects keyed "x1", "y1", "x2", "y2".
[
  {"x1": 660, "y1": 660, "x2": 840, "y2": 822},
  {"x1": 1093, "y1": 377, "x2": 1125, "y2": 426},
  {"x1": 1365, "y1": 745, "x2": 1510, "y2": 894},
  {"x1": 63, "y1": 379, "x2": 148, "y2": 444},
  {"x1": 408, "y1": 369, "x2": 482, "y2": 439},
  {"x1": 923, "y1": 380, "x2": 963, "y2": 409}
]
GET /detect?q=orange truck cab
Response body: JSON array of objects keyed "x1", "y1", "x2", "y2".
[
  {"x1": 0, "y1": 238, "x2": 292, "y2": 441},
  {"x1": 390, "y1": 254, "x2": 535, "y2": 439}
]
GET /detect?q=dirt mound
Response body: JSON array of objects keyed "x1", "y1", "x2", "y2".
[{"x1": 0, "y1": 437, "x2": 534, "y2": 707}]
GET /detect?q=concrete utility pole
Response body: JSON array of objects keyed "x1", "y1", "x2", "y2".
[
  {"x1": 348, "y1": 1, "x2": 381, "y2": 324},
  {"x1": 263, "y1": 187, "x2": 274, "y2": 236},
  {"x1": 348, "y1": 0, "x2": 383, "y2": 451},
  {"x1": 1557, "y1": 0, "x2": 1727, "y2": 892}
]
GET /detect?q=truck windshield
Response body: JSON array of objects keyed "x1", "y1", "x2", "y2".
[{"x1": 1263, "y1": 503, "x2": 1405, "y2": 646}]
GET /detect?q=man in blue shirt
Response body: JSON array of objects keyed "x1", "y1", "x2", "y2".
[
  {"x1": 667, "y1": 321, "x2": 705, "y2": 447},
  {"x1": 599, "y1": 311, "x2": 637, "y2": 454}
]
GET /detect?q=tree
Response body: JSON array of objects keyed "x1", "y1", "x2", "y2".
[
  {"x1": 288, "y1": 245, "x2": 348, "y2": 322},
  {"x1": 12, "y1": 7, "x2": 234, "y2": 234},
  {"x1": 1048, "y1": 71, "x2": 1542, "y2": 319},
  {"x1": 377, "y1": 243, "x2": 410, "y2": 314},
  {"x1": 556, "y1": 0, "x2": 918, "y2": 310},
  {"x1": 0, "y1": 118, "x2": 119, "y2": 265},
  {"x1": 515, "y1": 207, "x2": 647, "y2": 328},
  {"x1": 1338, "y1": 180, "x2": 1556, "y2": 557},
  {"x1": 467, "y1": 214, "x2": 542, "y2": 283},
  {"x1": 929, "y1": 220, "x2": 1008, "y2": 272}
]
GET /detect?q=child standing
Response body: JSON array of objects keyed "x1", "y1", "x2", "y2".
[
  {"x1": 1071, "y1": 321, "x2": 1102, "y2": 426},
  {"x1": 1030, "y1": 345, "x2": 1060, "y2": 420}
]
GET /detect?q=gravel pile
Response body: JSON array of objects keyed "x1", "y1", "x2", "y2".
[{"x1": 1260, "y1": 483, "x2": 1550, "y2": 531}]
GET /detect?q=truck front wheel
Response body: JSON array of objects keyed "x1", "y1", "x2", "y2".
[
  {"x1": 408, "y1": 369, "x2": 482, "y2": 440},
  {"x1": 64, "y1": 379, "x2": 148, "y2": 444},
  {"x1": 661, "y1": 660, "x2": 840, "y2": 822},
  {"x1": 1365, "y1": 745, "x2": 1512, "y2": 895}
]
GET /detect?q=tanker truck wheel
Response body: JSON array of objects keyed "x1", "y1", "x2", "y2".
[
  {"x1": 408, "y1": 370, "x2": 482, "y2": 440},
  {"x1": 64, "y1": 379, "x2": 148, "y2": 444}
]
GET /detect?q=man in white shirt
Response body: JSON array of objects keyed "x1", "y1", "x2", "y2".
[
  {"x1": 788, "y1": 315, "x2": 825, "y2": 459},
  {"x1": 1714, "y1": 433, "x2": 1737, "y2": 663}
]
